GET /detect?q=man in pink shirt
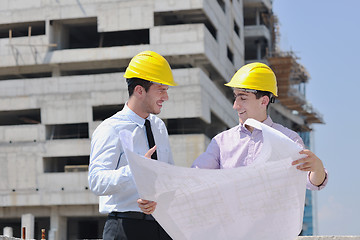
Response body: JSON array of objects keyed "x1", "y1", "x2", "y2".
[
  {"x1": 140, "y1": 62, "x2": 328, "y2": 216},
  {"x1": 192, "y1": 62, "x2": 328, "y2": 190}
]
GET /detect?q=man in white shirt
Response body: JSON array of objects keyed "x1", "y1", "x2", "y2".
[{"x1": 88, "y1": 51, "x2": 176, "y2": 240}]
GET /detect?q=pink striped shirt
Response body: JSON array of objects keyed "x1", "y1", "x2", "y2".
[{"x1": 192, "y1": 117, "x2": 327, "y2": 190}]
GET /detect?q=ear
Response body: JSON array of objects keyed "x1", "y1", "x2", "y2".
[
  {"x1": 134, "y1": 85, "x2": 144, "y2": 97},
  {"x1": 261, "y1": 95, "x2": 270, "y2": 107}
]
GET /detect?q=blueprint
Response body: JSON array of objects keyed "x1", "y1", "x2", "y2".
[{"x1": 124, "y1": 118, "x2": 307, "y2": 240}]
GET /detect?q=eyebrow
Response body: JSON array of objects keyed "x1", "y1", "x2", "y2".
[
  {"x1": 234, "y1": 92, "x2": 249, "y2": 96},
  {"x1": 158, "y1": 86, "x2": 169, "y2": 90}
]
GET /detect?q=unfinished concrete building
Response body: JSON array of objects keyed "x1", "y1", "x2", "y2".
[{"x1": 0, "y1": 0, "x2": 323, "y2": 239}]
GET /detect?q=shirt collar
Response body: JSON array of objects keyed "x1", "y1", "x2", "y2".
[
  {"x1": 240, "y1": 116, "x2": 273, "y2": 132},
  {"x1": 122, "y1": 103, "x2": 146, "y2": 127}
]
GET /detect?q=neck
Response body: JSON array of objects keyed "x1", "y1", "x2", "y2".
[{"x1": 127, "y1": 97, "x2": 149, "y2": 119}]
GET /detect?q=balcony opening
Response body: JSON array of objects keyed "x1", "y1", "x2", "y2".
[
  {"x1": 69, "y1": 27, "x2": 149, "y2": 49},
  {"x1": 227, "y1": 46, "x2": 234, "y2": 64},
  {"x1": 92, "y1": 104, "x2": 124, "y2": 121},
  {"x1": 154, "y1": 10, "x2": 217, "y2": 40},
  {"x1": 50, "y1": 18, "x2": 149, "y2": 50},
  {"x1": 0, "y1": 109, "x2": 41, "y2": 126},
  {"x1": 46, "y1": 123, "x2": 89, "y2": 140},
  {"x1": 68, "y1": 23, "x2": 99, "y2": 49},
  {"x1": 67, "y1": 217, "x2": 106, "y2": 240},
  {"x1": 0, "y1": 219, "x2": 21, "y2": 238},
  {"x1": 234, "y1": 21, "x2": 240, "y2": 37},
  {"x1": 43, "y1": 155, "x2": 89, "y2": 173},
  {"x1": 0, "y1": 217, "x2": 49, "y2": 239},
  {"x1": 216, "y1": 0, "x2": 226, "y2": 13},
  {"x1": 166, "y1": 113, "x2": 227, "y2": 139},
  {"x1": 100, "y1": 29, "x2": 149, "y2": 47},
  {"x1": 34, "y1": 218, "x2": 50, "y2": 240},
  {"x1": 244, "y1": 38, "x2": 268, "y2": 61},
  {"x1": 62, "y1": 68, "x2": 125, "y2": 76},
  {"x1": 244, "y1": 15, "x2": 256, "y2": 26},
  {"x1": 244, "y1": 9, "x2": 270, "y2": 26},
  {"x1": 0, "y1": 72, "x2": 52, "y2": 81},
  {"x1": 0, "y1": 21, "x2": 45, "y2": 39}
]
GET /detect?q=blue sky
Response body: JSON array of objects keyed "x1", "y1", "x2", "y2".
[{"x1": 273, "y1": 0, "x2": 360, "y2": 235}]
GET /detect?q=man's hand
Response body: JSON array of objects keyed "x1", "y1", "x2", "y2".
[
  {"x1": 292, "y1": 149, "x2": 326, "y2": 186},
  {"x1": 145, "y1": 145, "x2": 157, "y2": 159},
  {"x1": 137, "y1": 199, "x2": 157, "y2": 215}
]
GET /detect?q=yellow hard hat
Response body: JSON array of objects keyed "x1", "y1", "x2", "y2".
[
  {"x1": 124, "y1": 50, "x2": 177, "y2": 86},
  {"x1": 225, "y1": 62, "x2": 278, "y2": 96}
]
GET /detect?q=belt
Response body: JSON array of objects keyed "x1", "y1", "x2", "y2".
[{"x1": 108, "y1": 211, "x2": 155, "y2": 221}]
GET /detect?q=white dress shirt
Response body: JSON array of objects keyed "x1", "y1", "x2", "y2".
[{"x1": 88, "y1": 104, "x2": 174, "y2": 214}]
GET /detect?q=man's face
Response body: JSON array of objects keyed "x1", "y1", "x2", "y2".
[
  {"x1": 142, "y1": 83, "x2": 169, "y2": 115},
  {"x1": 232, "y1": 89, "x2": 267, "y2": 124}
]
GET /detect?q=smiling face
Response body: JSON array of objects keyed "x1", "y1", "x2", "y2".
[
  {"x1": 232, "y1": 88, "x2": 268, "y2": 125},
  {"x1": 142, "y1": 83, "x2": 169, "y2": 115}
]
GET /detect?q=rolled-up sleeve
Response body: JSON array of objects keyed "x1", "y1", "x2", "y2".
[
  {"x1": 306, "y1": 169, "x2": 329, "y2": 191},
  {"x1": 286, "y1": 130, "x2": 329, "y2": 190}
]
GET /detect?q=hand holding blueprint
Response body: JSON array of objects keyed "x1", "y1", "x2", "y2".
[{"x1": 124, "y1": 118, "x2": 307, "y2": 240}]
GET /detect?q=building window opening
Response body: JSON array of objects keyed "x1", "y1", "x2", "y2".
[
  {"x1": 34, "y1": 217, "x2": 50, "y2": 240},
  {"x1": 100, "y1": 29, "x2": 149, "y2": 47},
  {"x1": 0, "y1": 21, "x2": 45, "y2": 39},
  {"x1": 244, "y1": 38, "x2": 267, "y2": 61},
  {"x1": 170, "y1": 63, "x2": 193, "y2": 69},
  {"x1": 216, "y1": 0, "x2": 226, "y2": 13},
  {"x1": 0, "y1": 219, "x2": 21, "y2": 238},
  {"x1": 92, "y1": 104, "x2": 124, "y2": 121},
  {"x1": 62, "y1": 68, "x2": 125, "y2": 76},
  {"x1": 227, "y1": 46, "x2": 234, "y2": 64},
  {"x1": 68, "y1": 23, "x2": 99, "y2": 49},
  {"x1": 234, "y1": 21, "x2": 240, "y2": 37},
  {"x1": 68, "y1": 27, "x2": 150, "y2": 48},
  {"x1": 43, "y1": 155, "x2": 89, "y2": 173},
  {"x1": 166, "y1": 114, "x2": 227, "y2": 139},
  {"x1": 51, "y1": 18, "x2": 150, "y2": 49},
  {"x1": 46, "y1": 123, "x2": 89, "y2": 140},
  {"x1": 67, "y1": 217, "x2": 106, "y2": 240},
  {"x1": 0, "y1": 109, "x2": 41, "y2": 126},
  {"x1": 154, "y1": 10, "x2": 217, "y2": 40},
  {"x1": 0, "y1": 72, "x2": 52, "y2": 81}
]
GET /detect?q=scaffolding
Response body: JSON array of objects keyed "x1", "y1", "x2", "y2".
[{"x1": 268, "y1": 51, "x2": 324, "y2": 126}]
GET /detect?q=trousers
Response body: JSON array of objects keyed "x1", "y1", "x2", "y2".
[{"x1": 103, "y1": 212, "x2": 172, "y2": 240}]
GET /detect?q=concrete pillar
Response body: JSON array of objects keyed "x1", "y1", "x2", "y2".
[
  {"x1": 21, "y1": 213, "x2": 35, "y2": 239},
  {"x1": 49, "y1": 206, "x2": 67, "y2": 240},
  {"x1": 52, "y1": 65, "x2": 61, "y2": 77},
  {"x1": 256, "y1": 40, "x2": 261, "y2": 60},
  {"x1": 255, "y1": 8, "x2": 260, "y2": 25},
  {"x1": 49, "y1": 21, "x2": 69, "y2": 50},
  {"x1": 3, "y1": 227, "x2": 13, "y2": 237}
]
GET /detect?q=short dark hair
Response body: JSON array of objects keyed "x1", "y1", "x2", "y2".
[
  {"x1": 126, "y1": 78, "x2": 153, "y2": 96},
  {"x1": 254, "y1": 90, "x2": 275, "y2": 108}
]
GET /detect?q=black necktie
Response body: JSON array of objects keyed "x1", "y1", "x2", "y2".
[{"x1": 144, "y1": 119, "x2": 157, "y2": 160}]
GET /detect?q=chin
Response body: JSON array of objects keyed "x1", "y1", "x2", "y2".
[
  {"x1": 152, "y1": 109, "x2": 161, "y2": 115},
  {"x1": 239, "y1": 116, "x2": 247, "y2": 124}
]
